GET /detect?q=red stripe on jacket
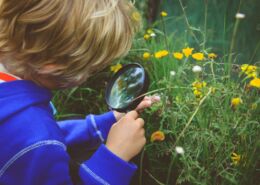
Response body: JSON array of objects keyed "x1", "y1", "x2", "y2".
[{"x1": 0, "y1": 72, "x2": 18, "y2": 82}]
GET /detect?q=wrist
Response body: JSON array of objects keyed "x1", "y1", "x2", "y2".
[{"x1": 106, "y1": 144, "x2": 130, "y2": 162}]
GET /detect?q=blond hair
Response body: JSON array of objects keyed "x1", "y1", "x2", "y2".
[{"x1": 0, "y1": 0, "x2": 139, "y2": 88}]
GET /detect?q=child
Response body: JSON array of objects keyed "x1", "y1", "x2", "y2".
[{"x1": 0, "y1": 0, "x2": 159, "y2": 184}]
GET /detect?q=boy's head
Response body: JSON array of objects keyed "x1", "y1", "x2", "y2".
[{"x1": 0, "y1": 0, "x2": 139, "y2": 89}]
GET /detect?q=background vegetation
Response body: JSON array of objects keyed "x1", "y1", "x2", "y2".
[{"x1": 53, "y1": 0, "x2": 260, "y2": 184}]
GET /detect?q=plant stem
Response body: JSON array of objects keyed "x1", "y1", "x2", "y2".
[
  {"x1": 159, "y1": 15, "x2": 169, "y2": 79},
  {"x1": 161, "y1": 16, "x2": 169, "y2": 50},
  {"x1": 249, "y1": 40, "x2": 260, "y2": 64},
  {"x1": 165, "y1": 152, "x2": 175, "y2": 185},
  {"x1": 166, "y1": 88, "x2": 213, "y2": 184},
  {"x1": 227, "y1": 19, "x2": 240, "y2": 78},
  {"x1": 131, "y1": 86, "x2": 191, "y2": 102},
  {"x1": 145, "y1": 170, "x2": 165, "y2": 185},
  {"x1": 226, "y1": 0, "x2": 242, "y2": 78},
  {"x1": 139, "y1": 149, "x2": 145, "y2": 185},
  {"x1": 175, "y1": 88, "x2": 212, "y2": 143},
  {"x1": 178, "y1": 0, "x2": 200, "y2": 45},
  {"x1": 203, "y1": 0, "x2": 208, "y2": 50},
  {"x1": 210, "y1": 61, "x2": 216, "y2": 82},
  {"x1": 223, "y1": 11, "x2": 227, "y2": 65}
]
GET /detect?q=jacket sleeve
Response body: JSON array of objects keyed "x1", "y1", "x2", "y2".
[
  {"x1": 80, "y1": 144, "x2": 137, "y2": 185},
  {"x1": 1, "y1": 142, "x2": 137, "y2": 185},
  {"x1": 57, "y1": 111, "x2": 117, "y2": 148}
]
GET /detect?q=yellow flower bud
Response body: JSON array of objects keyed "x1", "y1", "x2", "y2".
[
  {"x1": 143, "y1": 52, "x2": 151, "y2": 60},
  {"x1": 110, "y1": 63, "x2": 122, "y2": 73},
  {"x1": 147, "y1": 29, "x2": 154, "y2": 34},
  {"x1": 131, "y1": 11, "x2": 141, "y2": 22},
  {"x1": 193, "y1": 89, "x2": 202, "y2": 97},
  {"x1": 160, "y1": 11, "x2": 168, "y2": 17},
  {"x1": 251, "y1": 103, "x2": 257, "y2": 110},
  {"x1": 208, "y1": 53, "x2": 217, "y2": 59},
  {"x1": 231, "y1": 152, "x2": 241, "y2": 165},
  {"x1": 144, "y1": 34, "x2": 150, "y2": 40}
]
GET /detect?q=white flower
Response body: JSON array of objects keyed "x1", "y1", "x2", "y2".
[
  {"x1": 170, "y1": 71, "x2": 176, "y2": 77},
  {"x1": 175, "y1": 146, "x2": 185, "y2": 155},
  {"x1": 150, "y1": 33, "x2": 156, "y2": 37},
  {"x1": 192, "y1": 65, "x2": 202, "y2": 73},
  {"x1": 235, "y1": 13, "x2": 245, "y2": 19}
]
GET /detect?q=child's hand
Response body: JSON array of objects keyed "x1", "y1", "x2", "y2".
[
  {"x1": 113, "y1": 95, "x2": 161, "y2": 121},
  {"x1": 135, "y1": 95, "x2": 161, "y2": 112},
  {"x1": 106, "y1": 111, "x2": 145, "y2": 162}
]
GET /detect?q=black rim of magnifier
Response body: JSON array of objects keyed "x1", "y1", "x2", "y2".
[{"x1": 105, "y1": 63, "x2": 149, "y2": 113}]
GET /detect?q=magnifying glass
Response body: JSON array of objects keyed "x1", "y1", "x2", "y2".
[{"x1": 105, "y1": 63, "x2": 149, "y2": 113}]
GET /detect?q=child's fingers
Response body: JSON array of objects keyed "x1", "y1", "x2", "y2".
[
  {"x1": 134, "y1": 95, "x2": 161, "y2": 112},
  {"x1": 136, "y1": 95, "x2": 161, "y2": 111},
  {"x1": 151, "y1": 95, "x2": 161, "y2": 103},
  {"x1": 143, "y1": 96, "x2": 150, "y2": 100},
  {"x1": 136, "y1": 99, "x2": 152, "y2": 110},
  {"x1": 143, "y1": 95, "x2": 161, "y2": 103}
]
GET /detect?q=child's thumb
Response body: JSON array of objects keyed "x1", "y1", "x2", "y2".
[{"x1": 125, "y1": 110, "x2": 139, "y2": 120}]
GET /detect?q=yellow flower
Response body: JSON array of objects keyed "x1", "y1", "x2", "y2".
[
  {"x1": 241, "y1": 64, "x2": 257, "y2": 72},
  {"x1": 192, "y1": 53, "x2": 205, "y2": 61},
  {"x1": 231, "y1": 152, "x2": 241, "y2": 165},
  {"x1": 212, "y1": 87, "x2": 216, "y2": 94},
  {"x1": 173, "y1": 52, "x2": 184, "y2": 60},
  {"x1": 160, "y1": 11, "x2": 168, "y2": 17},
  {"x1": 192, "y1": 81, "x2": 207, "y2": 98},
  {"x1": 182, "y1": 47, "x2": 194, "y2": 57},
  {"x1": 154, "y1": 50, "x2": 169, "y2": 59},
  {"x1": 251, "y1": 103, "x2": 258, "y2": 110},
  {"x1": 144, "y1": 34, "x2": 150, "y2": 40},
  {"x1": 192, "y1": 81, "x2": 207, "y2": 89},
  {"x1": 147, "y1": 29, "x2": 154, "y2": 34},
  {"x1": 143, "y1": 52, "x2": 151, "y2": 60},
  {"x1": 110, "y1": 63, "x2": 122, "y2": 73},
  {"x1": 132, "y1": 11, "x2": 141, "y2": 22},
  {"x1": 208, "y1": 53, "x2": 217, "y2": 59},
  {"x1": 241, "y1": 64, "x2": 258, "y2": 78},
  {"x1": 151, "y1": 131, "x2": 165, "y2": 142},
  {"x1": 247, "y1": 72, "x2": 257, "y2": 78},
  {"x1": 193, "y1": 89, "x2": 202, "y2": 97},
  {"x1": 249, "y1": 78, "x2": 260, "y2": 88},
  {"x1": 231, "y1": 97, "x2": 242, "y2": 108}
]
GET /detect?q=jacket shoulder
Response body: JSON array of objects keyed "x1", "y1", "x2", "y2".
[{"x1": 0, "y1": 104, "x2": 65, "y2": 169}]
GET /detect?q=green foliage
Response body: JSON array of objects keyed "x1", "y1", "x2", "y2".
[
  {"x1": 136, "y1": 0, "x2": 260, "y2": 63},
  {"x1": 53, "y1": 0, "x2": 260, "y2": 184},
  {"x1": 132, "y1": 1, "x2": 260, "y2": 184},
  {"x1": 53, "y1": 71, "x2": 110, "y2": 120}
]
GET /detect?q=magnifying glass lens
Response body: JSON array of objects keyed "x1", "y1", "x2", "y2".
[{"x1": 106, "y1": 64, "x2": 149, "y2": 112}]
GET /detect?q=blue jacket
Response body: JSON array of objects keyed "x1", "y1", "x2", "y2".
[{"x1": 0, "y1": 80, "x2": 137, "y2": 185}]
